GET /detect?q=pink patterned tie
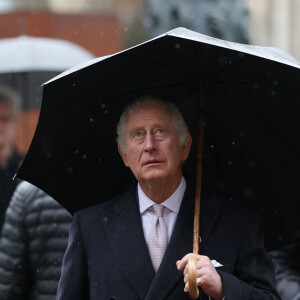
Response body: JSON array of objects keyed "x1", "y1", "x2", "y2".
[{"x1": 149, "y1": 204, "x2": 168, "y2": 272}]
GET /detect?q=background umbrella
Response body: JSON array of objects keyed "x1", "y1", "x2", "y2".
[
  {"x1": 17, "y1": 27, "x2": 300, "y2": 258},
  {"x1": 0, "y1": 35, "x2": 95, "y2": 153},
  {"x1": 0, "y1": 35, "x2": 94, "y2": 111}
]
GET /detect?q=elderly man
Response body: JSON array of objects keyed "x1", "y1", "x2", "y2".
[{"x1": 57, "y1": 96, "x2": 279, "y2": 299}]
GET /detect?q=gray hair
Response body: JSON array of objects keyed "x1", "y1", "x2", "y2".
[
  {"x1": 116, "y1": 96, "x2": 189, "y2": 153},
  {"x1": 0, "y1": 85, "x2": 21, "y2": 117}
]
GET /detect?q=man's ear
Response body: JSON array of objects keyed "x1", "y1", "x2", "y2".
[
  {"x1": 118, "y1": 144, "x2": 129, "y2": 167},
  {"x1": 181, "y1": 133, "x2": 192, "y2": 161}
]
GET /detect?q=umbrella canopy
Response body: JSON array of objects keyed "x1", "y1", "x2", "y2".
[{"x1": 17, "y1": 27, "x2": 300, "y2": 251}]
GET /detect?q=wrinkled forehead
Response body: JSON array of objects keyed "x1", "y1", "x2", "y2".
[{"x1": 125, "y1": 101, "x2": 172, "y2": 120}]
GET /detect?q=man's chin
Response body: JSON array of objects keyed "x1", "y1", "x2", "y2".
[{"x1": 140, "y1": 171, "x2": 167, "y2": 184}]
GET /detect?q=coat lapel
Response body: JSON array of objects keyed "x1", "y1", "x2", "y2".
[
  {"x1": 102, "y1": 186, "x2": 155, "y2": 300},
  {"x1": 146, "y1": 186, "x2": 221, "y2": 300}
]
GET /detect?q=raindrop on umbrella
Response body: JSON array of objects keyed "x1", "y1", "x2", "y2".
[
  {"x1": 217, "y1": 182, "x2": 227, "y2": 191},
  {"x1": 249, "y1": 161, "x2": 256, "y2": 168},
  {"x1": 244, "y1": 189, "x2": 253, "y2": 198},
  {"x1": 239, "y1": 131, "x2": 245, "y2": 137},
  {"x1": 67, "y1": 167, "x2": 74, "y2": 174}
]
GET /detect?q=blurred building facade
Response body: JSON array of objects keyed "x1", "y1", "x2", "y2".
[
  {"x1": 143, "y1": 0, "x2": 249, "y2": 43},
  {"x1": 248, "y1": 0, "x2": 300, "y2": 60},
  {"x1": 1, "y1": 0, "x2": 300, "y2": 59}
]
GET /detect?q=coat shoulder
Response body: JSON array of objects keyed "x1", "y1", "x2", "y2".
[{"x1": 77, "y1": 185, "x2": 136, "y2": 218}]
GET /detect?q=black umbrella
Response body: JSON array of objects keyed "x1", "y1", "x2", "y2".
[{"x1": 17, "y1": 27, "x2": 300, "y2": 254}]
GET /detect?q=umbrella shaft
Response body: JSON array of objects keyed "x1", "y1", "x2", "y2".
[{"x1": 193, "y1": 84, "x2": 206, "y2": 254}]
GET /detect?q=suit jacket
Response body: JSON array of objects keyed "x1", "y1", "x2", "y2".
[{"x1": 57, "y1": 184, "x2": 280, "y2": 300}]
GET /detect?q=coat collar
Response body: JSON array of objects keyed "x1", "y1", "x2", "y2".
[{"x1": 102, "y1": 184, "x2": 221, "y2": 300}]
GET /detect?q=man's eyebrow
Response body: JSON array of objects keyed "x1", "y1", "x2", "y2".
[
  {"x1": 128, "y1": 126, "x2": 145, "y2": 134},
  {"x1": 129, "y1": 123, "x2": 168, "y2": 132}
]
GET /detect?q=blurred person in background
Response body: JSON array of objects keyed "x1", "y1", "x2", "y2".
[
  {"x1": 0, "y1": 181, "x2": 73, "y2": 299},
  {"x1": 0, "y1": 85, "x2": 23, "y2": 234},
  {"x1": 270, "y1": 242, "x2": 300, "y2": 300}
]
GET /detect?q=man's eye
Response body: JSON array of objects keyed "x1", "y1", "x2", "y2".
[
  {"x1": 135, "y1": 132, "x2": 142, "y2": 138},
  {"x1": 157, "y1": 129, "x2": 164, "y2": 134}
]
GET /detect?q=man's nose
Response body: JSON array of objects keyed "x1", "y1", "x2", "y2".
[{"x1": 144, "y1": 134, "x2": 156, "y2": 152}]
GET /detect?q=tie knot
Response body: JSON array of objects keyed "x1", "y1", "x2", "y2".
[{"x1": 153, "y1": 204, "x2": 164, "y2": 218}]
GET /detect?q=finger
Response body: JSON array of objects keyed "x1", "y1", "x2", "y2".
[
  {"x1": 184, "y1": 271, "x2": 189, "y2": 283},
  {"x1": 196, "y1": 256, "x2": 212, "y2": 268},
  {"x1": 185, "y1": 268, "x2": 205, "y2": 284},
  {"x1": 177, "y1": 253, "x2": 202, "y2": 270},
  {"x1": 176, "y1": 260, "x2": 185, "y2": 271},
  {"x1": 197, "y1": 277, "x2": 202, "y2": 286},
  {"x1": 176, "y1": 254, "x2": 192, "y2": 270},
  {"x1": 184, "y1": 256, "x2": 209, "y2": 277},
  {"x1": 183, "y1": 263, "x2": 189, "y2": 276},
  {"x1": 184, "y1": 281, "x2": 189, "y2": 293}
]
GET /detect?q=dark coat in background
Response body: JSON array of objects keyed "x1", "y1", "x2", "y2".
[
  {"x1": 270, "y1": 242, "x2": 300, "y2": 300},
  {"x1": 0, "y1": 150, "x2": 23, "y2": 234},
  {"x1": 57, "y1": 184, "x2": 279, "y2": 300},
  {"x1": 0, "y1": 181, "x2": 72, "y2": 300}
]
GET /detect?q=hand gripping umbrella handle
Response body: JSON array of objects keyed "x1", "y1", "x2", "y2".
[{"x1": 188, "y1": 255, "x2": 199, "y2": 299}]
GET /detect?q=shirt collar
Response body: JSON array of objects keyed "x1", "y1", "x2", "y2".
[{"x1": 138, "y1": 177, "x2": 186, "y2": 214}]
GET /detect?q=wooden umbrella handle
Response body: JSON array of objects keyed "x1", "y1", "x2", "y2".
[{"x1": 188, "y1": 255, "x2": 199, "y2": 299}]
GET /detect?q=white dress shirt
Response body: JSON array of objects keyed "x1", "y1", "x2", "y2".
[{"x1": 138, "y1": 177, "x2": 186, "y2": 247}]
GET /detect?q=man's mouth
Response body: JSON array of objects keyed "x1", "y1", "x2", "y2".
[{"x1": 142, "y1": 160, "x2": 162, "y2": 166}]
